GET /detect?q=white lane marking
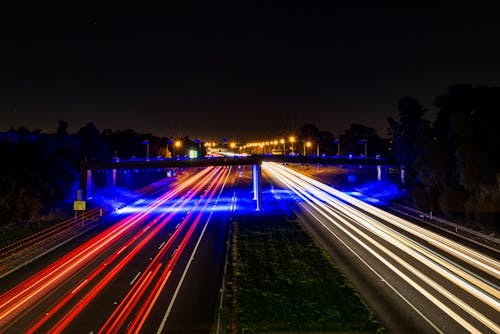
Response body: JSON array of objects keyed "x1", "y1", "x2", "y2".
[
  {"x1": 158, "y1": 241, "x2": 165, "y2": 250},
  {"x1": 156, "y1": 212, "x2": 213, "y2": 334},
  {"x1": 300, "y1": 200, "x2": 445, "y2": 334},
  {"x1": 130, "y1": 272, "x2": 142, "y2": 286},
  {"x1": 266, "y1": 162, "x2": 498, "y2": 332},
  {"x1": 265, "y1": 163, "x2": 444, "y2": 333},
  {"x1": 157, "y1": 167, "x2": 232, "y2": 333}
]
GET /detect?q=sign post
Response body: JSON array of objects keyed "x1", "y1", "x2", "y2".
[{"x1": 74, "y1": 190, "x2": 87, "y2": 225}]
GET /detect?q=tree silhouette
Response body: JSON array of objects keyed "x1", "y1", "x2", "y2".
[{"x1": 388, "y1": 97, "x2": 427, "y2": 184}]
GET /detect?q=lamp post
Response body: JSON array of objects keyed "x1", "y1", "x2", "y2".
[
  {"x1": 142, "y1": 139, "x2": 150, "y2": 160},
  {"x1": 173, "y1": 140, "x2": 182, "y2": 158},
  {"x1": 194, "y1": 139, "x2": 201, "y2": 155},
  {"x1": 289, "y1": 136, "x2": 296, "y2": 155},
  {"x1": 304, "y1": 141, "x2": 312, "y2": 156},
  {"x1": 334, "y1": 138, "x2": 340, "y2": 156},
  {"x1": 280, "y1": 138, "x2": 285, "y2": 155},
  {"x1": 359, "y1": 139, "x2": 367, "y2": 158}
]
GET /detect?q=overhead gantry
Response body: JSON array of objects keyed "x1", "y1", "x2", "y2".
[
  {"x1": 80, "y1": 156, "x2": 264, "y2": 210},
  {"x1": 80, "y1": 155, "x2": 395, "y2": 211}
]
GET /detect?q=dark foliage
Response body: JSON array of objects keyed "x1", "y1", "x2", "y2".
[
  {"x1": 0, "y1": 123, "x2": 202, "y2": 231},
  {"x1": 389, "y1": 85, "x2": 500, "y2": 231}
]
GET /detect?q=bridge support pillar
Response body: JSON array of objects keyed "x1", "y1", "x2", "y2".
[
  {"x1": 252, "y1": 164, "x2": 262, "y2": 210},
  {"x1": 86, "y1": 170, "x2": 92, "y2": 199},
  {"x1": 112, "y1": 169, "x2": 117, "y2": 187},
  {"x1": 80, "y1": 167, "x2": 92, "y2": 200}
]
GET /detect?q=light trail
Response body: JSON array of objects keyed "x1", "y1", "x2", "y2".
[
  {"x1": 0, "y1": 167, "x2": 215, "y2": 330},
  {"x1": 269, "y1": 165, "x2": 499, "y2": 305},
  {"x1": 98, "y1": 167, "x2": 231, "y2": 334},
  {"x1": 263, "y1": 162, "x2": 500, "y2": 334},
  {"x1": 154, "y1": 163, "x2": 233, "y2": 334},
  {"x1": 279, "y1": 164, "x2": 499, "y2": 277},
  {"x1": 29, "y1": 167, "x2": 223, "y2": 333},
  {"x1": 0, "y1": 177, "x2": 176, "y2": 266}
]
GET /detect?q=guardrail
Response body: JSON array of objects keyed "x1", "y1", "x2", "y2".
[{"x1": 392, "y1": 203, "x2": 499, "y2": 246}]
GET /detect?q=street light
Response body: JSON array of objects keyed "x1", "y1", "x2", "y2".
[
  {"x1": 280, "y1": 138, "x2": 285, "y2": 155},
  {"x1": 289, "y1": 136, "x2": 296, "y2": 155},
  {"x1": 173, "y1": 139, "x2": 182, "y2": 158},
  {"x1": 334, "y1": 138, "x2": 340, "y2": 156},
  {"x1": 304, "y1": 141, "x2": 312, "y2": 156},
  {"x1": 142, "y1": 139, "x2": 149, "y2": 160},
  {"x1": 359, "y1": 139, "x2": 367, "y2": 158}
]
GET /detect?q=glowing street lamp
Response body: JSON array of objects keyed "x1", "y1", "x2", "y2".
[
  {"x1": 173, "y1": 139, "x2": 182, "y2": 158},
  {"x1": 280, "y1": 138, "x2": 285, "y2": 155},
  {"x1": 289, "y1": 136, "x2": 296, "y2": 155},
  {"x1": 304, "y1": 141, "x2": 312, "y2": 156}
]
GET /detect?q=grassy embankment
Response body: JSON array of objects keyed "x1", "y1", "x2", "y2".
[{"x1": 218, "y1": 212, "x2": 385, "y2": 334}]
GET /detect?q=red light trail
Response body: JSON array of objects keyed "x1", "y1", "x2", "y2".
[{"x1": 0, "y1": 166, "x2": 231, "y2": 333}]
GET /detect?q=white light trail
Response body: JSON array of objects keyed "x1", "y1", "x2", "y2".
[{"x1": 263, "y1": 162, "x2": 499, "y2": 333}]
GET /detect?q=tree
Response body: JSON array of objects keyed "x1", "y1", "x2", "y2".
[
  {"x1": 433, "y1": 85, "x2": 500, "y2": 225},
  {"x1": 340, "y1": 123, "x2": 382, "y2": 157},
  {"x1": 56, "y1": 120, "x2": 68, "y2": 140},
  {"x1": 77, "y1": 123, "x2": 109, "y2": 161},
  {"x1": 387, "y1": 97, "x2": 427, "y2": 184}
]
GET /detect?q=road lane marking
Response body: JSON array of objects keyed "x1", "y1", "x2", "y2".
[
  {"x1": 130, "y1": 272, "x2": 142, "y2": 286},
  {"x1": 157, "y1": 167, "x2": 231, "y2": 333}
]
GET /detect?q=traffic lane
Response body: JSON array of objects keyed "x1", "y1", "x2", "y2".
[
  {"x1": 0, "y1": 211, "x2": 136, "y2": 294},
  {"x1": 0, "y1": 174, "x2": 188, "y2": 289},
  {"x1": 331, "y1": 195, "x2": 500, "y2": 284},
  {"x1": 263, "y1": 162, "x2": 498, "y2": 333},
  {"x1": 294, "y1": 200, "x2": 498, "y2": 334},
  {"x1": 139, "y1": 170, "x2": 237, "y2": 333},
  {"x1": 153, "y1": 202, "x2": 233, "y2": 333},
  {"x1": 259, "y1": 174, "x2": 430, "y2": 331},
  {"x1": 317, "y1": 193, "x2": 500, "y2": 313},
  {"x1": 60, "y1": 169, "x2": 228, "y2": 332},
  {"x1": 295, "y1": 187, "x2": 500, "y2": 333},
  {"x1": 384, "y1": 206, "x2": 500, "y2": 259},
  {"x1": 62, "y1": 212, "x2": 187, "y2": 333},
  {"x1": 292, "y1": 203, "x2": 440, "y2": 334},
  {"x1": 0, "y1": 173, "x2": 192, "y2": 293},
  {"x1": 260, "y1": 174, "x2": 430, "y2": 332},
  {"x1": 10, "y1": 210, "x2": 180, "y2": 333},
  {"x1": 1, "y1": 169, "x2": 217, "y2": 332},
  {"x1": 0, "y1": 210, "x2": 167, "y2": 333}
]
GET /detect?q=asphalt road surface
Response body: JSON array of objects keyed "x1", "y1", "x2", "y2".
[
  {"x1": 0, "y1": 166, "x2": 239, "y2": 333},
  {"x1": 263, "y1": 161, "x2": 499, "y2": 334},
  {"x1": 2, "y1": 162, "x2": 498, "y2": 334}
]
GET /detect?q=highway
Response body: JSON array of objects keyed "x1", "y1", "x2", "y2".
[
  {"x1": 263, "y1": 162, "x2": 499, "y2": 334},
  {"x1": 0, "y1": 166, "x2": 236, "y2": 333}
]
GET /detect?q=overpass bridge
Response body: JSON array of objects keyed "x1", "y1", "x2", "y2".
[{"x1": 80, "y1": 155, "x2": 396, "y2": 210}]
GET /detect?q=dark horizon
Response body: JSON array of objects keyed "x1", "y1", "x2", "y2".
[{"x1": 1, "y1": 4, "x2": 499, "y2": 141}]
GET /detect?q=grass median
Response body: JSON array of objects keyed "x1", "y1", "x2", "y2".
[{"x1": 227, "y1": 212, "x2": 385, "y2": 334}]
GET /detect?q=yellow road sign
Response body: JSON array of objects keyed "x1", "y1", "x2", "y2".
[{"x1": 73, "y1": 200, "x2": 86, "y2": 211}]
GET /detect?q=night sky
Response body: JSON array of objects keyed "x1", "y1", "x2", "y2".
[{"x1": 1, "y1": 4, "x2": 499, "y2": 141}]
